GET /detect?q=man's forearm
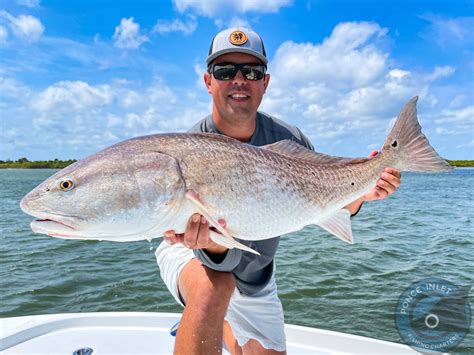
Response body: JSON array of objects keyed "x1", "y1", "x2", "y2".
[
  {"x1": 203, "y1": 245, "x2": 229, "y2": 263},
  {"x1": 205, "y1": 244, "x2": 228, "y2": 255},
  {"x1": 345, "y1": 197, "x2": 364, "y2": 217}
]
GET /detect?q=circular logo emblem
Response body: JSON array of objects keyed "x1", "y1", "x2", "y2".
[
  {"x1": 229, "y1": 31, "x2": 248, "y2": 46},
  {"x1": 395, "y1": 277, "x2": 471, "y2": 353}
]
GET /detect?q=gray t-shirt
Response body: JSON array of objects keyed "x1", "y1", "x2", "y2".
[{"x1": 189, "y1": 111, "x2": 314, "y2": 296}]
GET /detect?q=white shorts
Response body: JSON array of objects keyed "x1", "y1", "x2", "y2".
[{"x1": 155, "y1": 241, "x2": 286, "y2": 351}]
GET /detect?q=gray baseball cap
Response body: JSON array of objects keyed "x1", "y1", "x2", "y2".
[{"x1": 206, "y1": 27, "x2": 267, "y2": 65}]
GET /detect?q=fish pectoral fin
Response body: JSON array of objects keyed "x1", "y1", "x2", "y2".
[
  {"x1": 318, "y1": 209, "x2": 354, "y2": 244},
  {"x1": 185, "y1": 190, "x2": 260, "y2": 255},
  {"x1": 210, "y1": 231, "x2": 260, "y2": 255}
]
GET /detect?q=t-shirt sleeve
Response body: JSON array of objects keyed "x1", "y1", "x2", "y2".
[
  {"x1": 296, "y1": 127, "x2": 315, "y2": 151},
  {"x1": 187, "y1": 119, "x2": 207, "y2": 133},
  {"x1": 193, "y1": 248, "x2": 243, "y2": 272}
]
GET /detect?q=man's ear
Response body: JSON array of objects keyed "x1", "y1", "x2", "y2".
[
  {"x1": 263, "y1": 73, "x2": 270, "y2": 93},
  {"x1": 204, "y1": 72, "x2": 212, "y2": 94}
]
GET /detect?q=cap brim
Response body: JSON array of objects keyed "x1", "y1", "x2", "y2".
[{"x1": 206, "y1": 48, "x2": 268, "y2": 65}]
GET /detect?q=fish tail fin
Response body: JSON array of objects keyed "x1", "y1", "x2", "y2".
[{"x1": 382, "y1": 96, "x2": 452, "y2": 172}]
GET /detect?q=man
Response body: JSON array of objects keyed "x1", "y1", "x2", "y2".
[{"x1": 155, "y1": 28, "x2": 401, "y2": 354}]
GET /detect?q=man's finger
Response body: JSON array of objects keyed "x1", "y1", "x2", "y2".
[
  {"x1": 381, "y1": 172, "x2": 401, "y2": 188},
  {"x1": 384, "y1": 167, "x2": 401, "y2": 179},
  {"x1": 163, "y1": 230, "x2": 184, "y2": 245},
  {"x1": 369, "y1": 150, "x2": 379, "y2": 159},
  {"x1": 377, "y1": 179, "x2": 397, "y2": 195},
  {"x1": 374, "y1": 185, "x2": 388, "y2": 199},
  {"x1": 183, "y1": 213, "x2": 201, "y2": 248},
  {"x1": 195, "y1": 216, "x2": 211, "y2": 249},
  {"x1": 164, "y1": 230, "x2": 175, "y2": 239}
]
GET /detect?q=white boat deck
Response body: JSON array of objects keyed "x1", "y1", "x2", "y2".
[{"x1": 0, "y1": 312, "x2": 418, "y2": 354}]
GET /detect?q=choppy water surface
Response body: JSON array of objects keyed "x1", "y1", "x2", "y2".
[{"x1": 1, "y1": 169, "x2": 473, "y2": 352}]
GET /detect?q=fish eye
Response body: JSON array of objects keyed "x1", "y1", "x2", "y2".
[{"x1": 59, "y1": 179, "x2": 75, "y2": 191}]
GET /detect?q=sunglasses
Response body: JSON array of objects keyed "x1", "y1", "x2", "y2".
[{"x1": 210, "y1": 62, "x2": 267, "y2": 81}]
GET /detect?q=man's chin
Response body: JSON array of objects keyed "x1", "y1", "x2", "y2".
[{"x1": 227, "y1": 107, "x2": 254, "y2": 119}]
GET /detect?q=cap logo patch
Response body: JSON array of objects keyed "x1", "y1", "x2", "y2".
[{"x1": 229, "y1": 31, "x2": 248, "y2": 46}]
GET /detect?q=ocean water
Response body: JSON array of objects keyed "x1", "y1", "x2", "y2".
[{"x1": 1, "y1": 168, "x2": 473, "y2": 352}]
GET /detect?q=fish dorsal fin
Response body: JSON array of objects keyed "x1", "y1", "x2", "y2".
[
  {"x1": 192, "y1": 132, "x2": 242, "y2": 144},
  {"x1": 261, "y1": 140, "x2": 368, "y2": 165}
]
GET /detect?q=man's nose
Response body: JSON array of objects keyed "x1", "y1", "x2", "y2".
[{"x1": 232, "y1": 69, "x2": 247, "y2": 85}]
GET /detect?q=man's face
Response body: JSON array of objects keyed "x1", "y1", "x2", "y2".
[{"x1": 204, "y1": 52, "x2": 270, "y2": 122}]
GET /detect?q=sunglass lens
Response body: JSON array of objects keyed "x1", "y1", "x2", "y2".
[
  {"x1": 212, "y1": 63, "x2": 266, "y2": 81},
  {"x1": 213, "y1": 65, "x2": 238, "y2": 80},
  {"x1": 242, "y1": 65, "x2": 265, "y2": 80}
]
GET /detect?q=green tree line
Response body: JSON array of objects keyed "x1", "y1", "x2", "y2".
[
  {"x1": 0, "y1": 158, "x2": 77, "y2": 169},
  {"x1": 446, "y1": 160, "x2": 474, "y2": 167}
]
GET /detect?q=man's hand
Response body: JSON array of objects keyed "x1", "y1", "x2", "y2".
[
  {"x1": 163, "y1": 214, "x2": 228, "y2": 255},
  {"x1": 345, "y1": 151, "x2": 402, "y2": 215},
  {"x1": 363, "y1": 150, "x2": 401, "y2": 202}
]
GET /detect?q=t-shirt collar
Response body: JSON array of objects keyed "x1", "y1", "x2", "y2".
[{"x1": 207, "y1": 113, "x2": 261, "y2": 143}]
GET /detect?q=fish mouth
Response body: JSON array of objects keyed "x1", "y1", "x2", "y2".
[
  {"x1": 31, "y1": 218, "x2": 78, "y2": 237},
  {"x1": 22, "y1": 207, "x2": 82, "y2": 237},
  {"x1": 34, "y1": 218, "x2": 75, "y2": 229}
]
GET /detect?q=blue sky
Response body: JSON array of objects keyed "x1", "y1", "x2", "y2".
[{"x1": 0, "y1": 0, "x2": 473, "y2": 160}]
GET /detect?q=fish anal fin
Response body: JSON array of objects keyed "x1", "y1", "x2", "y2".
[
  {"x1": 318, "y1": 209, "x2": 354, "y2": 244},
  {"x1": 261, "y1": 140, "x2": 368, "y2": 165},
  {"x1": 185, "y1": 190, "x2": 260, "y2": 255}
]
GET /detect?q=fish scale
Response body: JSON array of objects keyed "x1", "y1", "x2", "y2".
[{"x1": 20, "y1": 97, "x2": 452, "y2": 252}]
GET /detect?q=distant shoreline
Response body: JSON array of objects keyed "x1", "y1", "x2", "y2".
[
  {"x1": 0, "y1": 159, "x2": 77, "y2": 169},
  {"x1": 1, "y1": 158, "x2": 473, "y2": 169}
]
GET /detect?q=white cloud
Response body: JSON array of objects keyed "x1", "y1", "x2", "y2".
[
  {"x1": 0, "y1": 25, "x2": 7, "y2": 45},
  {"x1": 224, "y1": 17, "x2": 252, "y2": 29},
  {"x1": 260, "y1": 21, "x2": 462, "y2": 156},
  {"x1": 113, "y1": 17, "x2": 148, "y2": 49},
  {"x1": 448, "y1": 94, "x2": 469, "y2": 109},
  {"x1": 426, "y1": 65, "x2": 455, "y2": 81},
  {"x1": 270, "y1": 22, "x2": 388, "y2": 88},
  {"x1": 29, "y1": 79, "x2": 178, "y2": 120},
  {"x1": 19, "y1": 76, "x2": 210, "y2": 156},
  {"x1": 0, "y1": 76, "x2": 32, "y2": 100},
  {"x1": 456, "y1": 140, "x2": 474, "y2": 149},
  {"x1": 152, "y1": 16, "x2": 197, "y2": 35},
  {"x1": 16, "y1": 0, "x2": 41, "y2": 8},
  {"x1": 120, "y1": 90, "x2": 142, "y2": 108},
  {"x1": 435, "y1": 127, "x2": 457, "y2": 135},
  {"x1": 263, "y1": 21, "x2": 397, "y2": 125},
  {"x1": 0, "y1": 10, "x2": 44, "y2": 42},
  {"x1": 435, "y1": 106, "x2": 474, "y2": 125},
  {"x1": 194, "y1": 63, "x2": 207, "y2": 88},
  {"x1": 173, "y1": 0, "x2": 292, "y2": 16},
  {"x1": 31, "y1": 81, "x2": 114, "y2": 113},
  {"x1": 388, "y1": 69, "x2": 410, "y2": 80},
  {"x1": 420, "y1": 15, "x2": 474, "y2": 48}
]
